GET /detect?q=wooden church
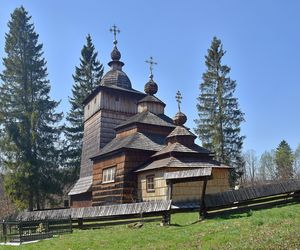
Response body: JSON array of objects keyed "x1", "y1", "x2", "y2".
[{"x1": 68, "y1": 27, "x2": 231, "y2": 208}]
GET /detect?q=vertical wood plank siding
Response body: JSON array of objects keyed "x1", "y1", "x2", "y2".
[
  {"x1": 138, "y1": 168, "x2": 230, "y2": 202},
  {"x1": 80, "y1": 90, "x2": 140, "y2": 178}
]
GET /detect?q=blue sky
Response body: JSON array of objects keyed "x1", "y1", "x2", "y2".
[{"x1": 0, "y1": 0, "x2": 300, "y2": 155}]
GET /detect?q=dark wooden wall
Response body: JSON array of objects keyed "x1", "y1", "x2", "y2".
[
  {"x1": 70, "y1": 192, "x2": 92, "y2": 208},
  {"x1": 80, "y1": 90, "x2": 141, "y2": 178},
  {"x1": 92, "y1": 151, "x2": 154, "y2": 206}
]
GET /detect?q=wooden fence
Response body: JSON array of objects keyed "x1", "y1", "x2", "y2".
[
  {"x1": 1, "y1": 180, "x2": 299, "y2": 243},
  {"x1": 172, "y1": 179, "x2": 300, "y2": 218},
  {"x1": 0, "y1": 217, "x2": 72, "y2": 244}
]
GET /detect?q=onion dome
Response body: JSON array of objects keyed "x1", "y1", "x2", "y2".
[
  {"x1": 137, "y1": 57, "x2": 165, "y2": 114},
  {"x1": 111, "y1": 46, "x2": 121, "y2": 61},
  {"x1": 144, "y1": 78, "x2": 158, "y2": 95},
  {"x1": 100, "y1": 25, "x2": 132, "y2": 89},
  {"x1": 165, "y1": 91, "x2": 195, "y2": 145},
  {"x1": 167, "y1": 111, "x2": 196, "y2": 146},
  {"x1": 173, "y1": 111, "x2": 187, "y2": 126}
]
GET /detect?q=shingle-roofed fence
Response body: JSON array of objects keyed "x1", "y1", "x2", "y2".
[
  {"x1": 172, "y1": 179, "x2": 300, "y2": 218},
  {"x1": 12, "y1": 200, "x2": 171, "y2": 221},
  {"x1": 1, "y1": 180, "x2": 299, "y2": 244},
  {"x1": 9, "y1": 180, "x2": 300, "y2": 223},
  {"x1": 1, "y1": 201, "x2": 172, "y2": 244}
]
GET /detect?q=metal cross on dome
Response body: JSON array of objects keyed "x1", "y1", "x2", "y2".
[
  {"x1": 110, "y1": 25, "x2": 120, "y2": 45},
  {"x1": 145, "y1": 56, "x2": 157, "y2": 79},
  {"x1": 176, "y1": 90, "x2": 182, "y2": 112}
]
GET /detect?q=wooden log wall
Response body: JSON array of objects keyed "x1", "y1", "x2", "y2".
[
  {"x1": 138, "y1": 170, "x2": 168, "y2": 201},
  {"x1": 70, "y1": 193, "x2": 92, "y2": 208},
  {"x1": 138, "y1": 167, "x2": 231, "y2": 202},
  {"x1": 92, "y1": 151, "x2": 153, "y2": 206},
  {"x1": 80, "y1": 90, "x2": 141, "y2": 178},
  {"x1": 138, "y1": 102, "x2": 165, "y2": 115}
]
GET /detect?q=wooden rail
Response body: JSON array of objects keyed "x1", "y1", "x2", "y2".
[{"x1": 3, "y1": 180, "x2": 299, "y2": 235}]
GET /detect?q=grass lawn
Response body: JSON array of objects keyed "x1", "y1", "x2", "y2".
[{"x1": 1, "y1": 203, "x2": 299, "y2": 250}]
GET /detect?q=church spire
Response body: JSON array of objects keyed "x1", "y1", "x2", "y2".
[
  {"x1": 100, "y1": 25, "x2": 132, "y2": 89},
  {"x1": 144, "y1": 56, "x2": 158, "y2": 95},
  {"x1": 110, "y1": 24, "x2": 120, "y2": 47},
  {"x1": 166, "y1": 91, "x2": 196, "y2": 146},
  {"x1": 108, "y1": 25, "x2": 124, "y2": 69},
  {"x1": 173, "y1": 91, "x2": 187, "y2": 126},
  {"x1": 138, "y1": 56, "x2": 165, "y2": 114},
  {"x1": 175, "y1": 90, "x2": 182, "y2": 112},
  {"x1": 145, "y1": 56, "x2": 157, "y2": 80}
]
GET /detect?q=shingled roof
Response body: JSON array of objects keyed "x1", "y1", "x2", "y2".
[
  {"x1": 138, "y1": 95, "x2": 166, "y2": 106},
  {"x1": 136, "y1": 156, "x2": 228, "y2": 172},
  {"x1": 164, "y1": 168, "x2": 212, "y2": 180},
  {"x1": 152, "y1": 142, "x2": 211, "y2": 157},
  {"x1": 83, "y1": 85, "x2": 145, "y2": 105},
  {"x1": 166, "y1": 126, "x2": 197, "y2": 139},
  {"x1": 91, "y1": 132, "x2": 165, "y2": 159},
  {"x1": 115, "y1": 111, "x2": 175, "y2": 130},
  {"x1": 68, "y1": 176, "x2": 93, "y2": 196}
]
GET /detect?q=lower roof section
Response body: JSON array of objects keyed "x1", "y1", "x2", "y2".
[
  {"x1": 164, "y1": 168, "x2": 212, "y2": 180},
  {"x1": 68, "y1": 176, "x2": 93, "y2": 196},
  {"x1": 136, "y1": 156, "x2": 229, "y2": 172}
]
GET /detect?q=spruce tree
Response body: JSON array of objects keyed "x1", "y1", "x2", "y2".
[
  {"x1": 275, "y1": 140, "x2": 294, "y2": 180},
  {"x1": 195, "y1": 37, "x2": 245, "y2": 183},
  {"x1": 64, "y1": 34, "x2": 103, "y2": 182},
  {"x1": 0, "y1": 7, "x2": 63, "y2": 210}
]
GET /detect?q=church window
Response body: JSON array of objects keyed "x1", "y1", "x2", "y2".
[
  {"x1": 102, "y1": 166, "x2": 116, "y2": 183},
  {"x1": 146, "y1": 175, "x2": 155, "y2": 192}
]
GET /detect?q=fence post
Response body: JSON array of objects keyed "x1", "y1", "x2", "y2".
[
  {"x1": 161, "y1": 211, "x2": 170, "y2": 226},
  {"x1": 19, "y1": 220, "x2": 22, "y2": 244},
  {"x1": 69, "y1": 215, "x2": 73, "y2": 233},
  {"x1": 199, "y1": 179, "x2": 208, "y2": 220},
  {"x1": 2, "y1": 220, "x2": 6, "y2": 243},
  {"x1": 45, "y1": 216, "x2": 49, "y2": 233},
  {"x1": 78, "y1": 218, "x2": 83, "y2": 229}
]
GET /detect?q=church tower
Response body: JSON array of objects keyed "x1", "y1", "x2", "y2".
[{"x1": 68, "y1": 26, "x2": 145, "y2": 207}]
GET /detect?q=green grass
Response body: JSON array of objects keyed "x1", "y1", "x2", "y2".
[{"x1": 1, "y1": 203, "x2": 299, "y2": 250}]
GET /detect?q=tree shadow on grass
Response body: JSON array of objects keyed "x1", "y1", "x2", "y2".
[{"x1": 170, "y1": 220, "x2": 203, "y2": 227}]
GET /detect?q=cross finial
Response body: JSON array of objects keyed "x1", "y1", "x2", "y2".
[
  {"x1": 145, "y1": 56, "x2": 157, "y2": 79},
  {"x1": 175, "y1": 90, "x2": 182, "y2": 112},
  {"x1": 110, "y1": 25, "x2": 120, "y2": 46}
]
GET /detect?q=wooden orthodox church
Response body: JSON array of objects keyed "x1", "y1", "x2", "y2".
[{"x1": 68, "y1": 28, "x2": 231, "y2": 208}]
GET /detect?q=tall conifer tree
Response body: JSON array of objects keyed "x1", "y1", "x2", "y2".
[
  {"x1": 0, "y1": 7, "x2": 63, "y2": 210},
  {"x1": 195, "y1": 37, "x2": 245, "y2": 183},
  {"x1": 275, "y1": 140, "x2": 294, "y2": 180},
  {"x1": 64, "y1": 34, "x2": 103, "y2": 181}
]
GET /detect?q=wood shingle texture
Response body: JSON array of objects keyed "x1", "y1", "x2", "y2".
[
  {"x1": 136, "y1": 112, "x2": 231, "y2": 202},
  {"x1": 69, "y1": 40, "x2": 145, "y2": 207},
  {"x1": 89, "y1": 71, "x2": 178, "y2": 206},
  {"x1": 164, "y1": 168, "x2": 212, "y2": 180},
  {"x1": 68, "y1": 176, "x2": 93, "y2": 196}
]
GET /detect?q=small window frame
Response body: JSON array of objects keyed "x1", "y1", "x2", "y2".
[
  {"x1": 146, "y1": 175, "x2": 155, "y2": 193},
  {"x1": 102, "y1": 166, "x2": 116, "y2": 184}
]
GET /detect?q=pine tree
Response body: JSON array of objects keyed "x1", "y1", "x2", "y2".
[
  {"x1": 0, "y1": 7, "x2": 63, "y2": 210},
  {"x1": 275, "y1": 140, "x2": 294, "y2": 180},
  {"x1": 195, "y1": 37, "x2": 245, "y2": 184},
  {"x1": 64, "y1": 34, "x2": 103, "y2": 182}
]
